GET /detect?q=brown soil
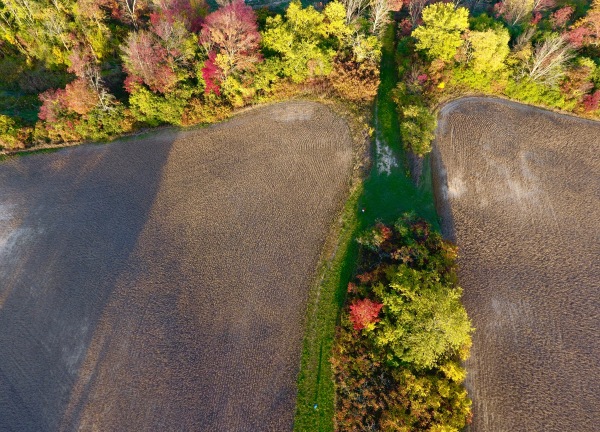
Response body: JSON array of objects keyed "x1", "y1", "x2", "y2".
[
  {"x1": 0, "y1": 101, "x2": 353, "y2": 431},
  {"x1": 432, "y1": 97, "x2": 600, "y2": 432}
]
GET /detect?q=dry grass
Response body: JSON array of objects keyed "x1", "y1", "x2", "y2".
[
  {"x1": 0, "y1": 101, "x2": 353, "y2": 431},
  {"x1": 432, "y1": 97, "x2": 600, "y2": 432}
]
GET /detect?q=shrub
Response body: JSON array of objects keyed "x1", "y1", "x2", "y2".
[
  {"x1": 128, "y1": 84, "x2": 194, "y2": 126},
  {"x1": 73, "y1": 105, "x2": 133, "y2": 141},
  {"x1": 329, "y1": 60, "x2": 380, "y2": 102},
  {"x1": 379, "y1": 367, "x2": 472, "y2": 431},
  {"x1": 505, "y1": 78, "x2": 574, "y2": 109},
  {"x1": 0, "y1": 115, "x2": 25, "y2": 150},
  {"x1": 181, "y1": 98, "x2": 232, "y2": 126},
  {"x1": 399, "y1": 104, "x2": 437, "y2": 156},
  {"x1": 349, "y1": 298, "x2": 383, "y2": 331},
  {"x1": 582, "y1": 90, "x2": 600, "y2": 111}
]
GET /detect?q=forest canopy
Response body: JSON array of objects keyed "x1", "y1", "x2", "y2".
[{"x1": 0, "y1": 0, "x2": 388, "y2": 149}]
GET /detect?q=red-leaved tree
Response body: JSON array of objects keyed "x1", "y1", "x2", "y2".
[
  {"x1": 38, "y1": 89, "x2": 67, "y2": 123},
  {"x1": 68, "y1": 46, "x2": 116, "y2": 111},
  {"x1": 569, "y1": 0, "x2": 600, "y2": 47},
  {"x1": 566, "y1": 26, "x2": 590, "y2": 48},
  {"x1": 202, "y1": 51, "x2": 222, "y2": 95},
  {"x1": 63, "y1": 79, "x2": 99, "y2": 115},
  {"x1": 582, "y1": 90, "x2": 600, "y2": 112},
  {"x1": 551, "y1": 6, "x2": 574, "y2": 29},
  {"x1": 121, "y1": 31, "x2": 178, "y2": 93},
  {"x1": 151, "y1": 0, "x2": 207, "y2": 33},
  {"x1": 199, "y1": 0, "x2": 261, "y2": 93},
  {"x1": 349, "y1": 299, "x2": 384, "y2": 331}
]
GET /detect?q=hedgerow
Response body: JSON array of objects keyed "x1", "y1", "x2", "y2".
[{"x1": 333, "y1": 214, "x2": 473, "y2": 431}]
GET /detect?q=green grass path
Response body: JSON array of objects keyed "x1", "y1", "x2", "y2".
[{"x1": 293, "y1": 22, "x2": 439, "y2": 432}]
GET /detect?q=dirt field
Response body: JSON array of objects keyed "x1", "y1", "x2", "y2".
[
  {"x1": 433, "y1": 97, "x2": 600, "y2": 432},
  {"x1": 0, "y1": 101, "x2": 353, "y2": 431}
]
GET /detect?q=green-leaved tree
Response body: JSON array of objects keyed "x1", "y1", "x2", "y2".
[
  {"x1": 373, "y1": 264, "x2": 473, "y2": 369},
  {"x1": 468, "y1": 28, "x2": 511, "y2": 74},
  {"x1": 412, "y1": 3, "x2": 469, "y2": 62},
  {"x1": 261, "y1": 1, "x2": 350, "y2": 83}
]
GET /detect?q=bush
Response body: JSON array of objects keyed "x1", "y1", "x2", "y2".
[
  {"x1": 73, "y1": 105, "x2": 133, "y2": 141},
  {"x1": 181, "y1": 98, "x2": 232, "y2": 126},
  {"x1": 329, "y1": 60, "x2": 380, "y2": 102},
  {"x1": 129, "y1": 84, "x2": 194, "y2": 126},
  {"x1": 505, "y1": 78, "x2": 575, "y2": 110},
  {"x1": 0, "y1": 115, "x2": 26, "y2": 150},
  {"x1": 399, "y1": 104, "x2": 437, "y2": 157}
]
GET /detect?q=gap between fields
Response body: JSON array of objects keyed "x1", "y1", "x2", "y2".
[{"x1": 293, "y1": 22, "x2": 439, "y2": 432}]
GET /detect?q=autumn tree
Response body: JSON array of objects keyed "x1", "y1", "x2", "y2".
[
  {"x1": 369, "y1": 0, "x2": 392, "y2": 35},
  {"x1": 68, "y1": 47, "x2": 114, "y2": 111},
  {"x1": 551, "y1": 5, "x2": 574, "y2": 29},
  {"x1": 569, "y1": 0, "x2": 600, "y2": 47},
  {"x1": 115, "y1": 0, "x2": 151, "y2": 28},
  {"x1": 582, "y1": 90, "x2": 600, "y2": 111},
  {"x1": 349, "y1": 298, "x2": 383, "y2": 331},
  {"x1": 0, "y1": 0, "x2": 74, "y2": 66},
  {"x1": 261, "y1": 1, "x2": 350, "y2": 83},
  {"x1": 466, "y1": 28, "x2": 510, "y2": 74},
  {"x1": 412, "y1": 3, "x2": 469, "y2": 62},
  {"x1": 399, "y1": 103, "x2": 436, "y2": 156},
  {"x1": 372, "y1": 263, "x2": 472, "y2": 369},
  {"x1": 200, "y1": 0, "x2": 261, "y2": 87},
  {"x1": 61, "y1": 80, "x2": 97, "y2": 115},
  {"x1": 560, "y1": 60, "x2": 594, "y2": 100},
  {"x1": 151, "y1": 0, "x2": 207, "y2": 33},
  {"x1": 121, "y1": 0, "x2": 198, "y2": 94},
  {"x1": 407, "y1": 0, "x2": 427, "y2": 29},
  {"x1": 0, "y1": 115, "x2": 24, "y2": 149},
  {"x1": 38, "y1": 88, "x2": 68, "y2": 123},
  {"x1": 341, "y1": 0, "x2": 369, "y2": 24},
  {"x1": 122, "y1": 31, "x2": 178, "y2": 93},
  {"x1": 149, "y1": 9, "x2": 197, "y2": 69},
  {"x1": 494, "y1": 0, "x2": 533, "y2": 26}
]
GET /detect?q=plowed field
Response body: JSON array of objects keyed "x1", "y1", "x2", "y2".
[
  {"x1": 433, "y1": 97, "x2": 600, "y2": 431},
  {"x1": 0, "y1": 101, "x2": 353, "y2": 431}
]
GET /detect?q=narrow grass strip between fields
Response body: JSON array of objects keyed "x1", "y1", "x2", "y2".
[{"x1": 293, "y1": 22, "x2": 440, "y2": 432}]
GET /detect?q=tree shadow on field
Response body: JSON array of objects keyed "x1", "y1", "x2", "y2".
[
  {"x1": 0, "y1": 132, "x2": 176, "y2": 431},
  {"x1": 430, "y1": 141, "x2": 456, "y2": 242}
]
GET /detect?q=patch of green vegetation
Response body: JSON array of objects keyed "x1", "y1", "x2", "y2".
[
  {"x1": 20, "y1": 148, "x2": 61, "y2": 157},
  {"x1": 294, "y1": 22, "x2": 439, "y2": 432},
  {"x1": 359, "y1": 23, "x2": 438, "y2": 229},
  {"x1": 0, "y1": 90, "x2": 40, "y2": 125}
]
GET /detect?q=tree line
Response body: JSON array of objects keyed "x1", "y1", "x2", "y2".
[{"x1": 0, "y1": 0, "x2": 394, "y2": 149}]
